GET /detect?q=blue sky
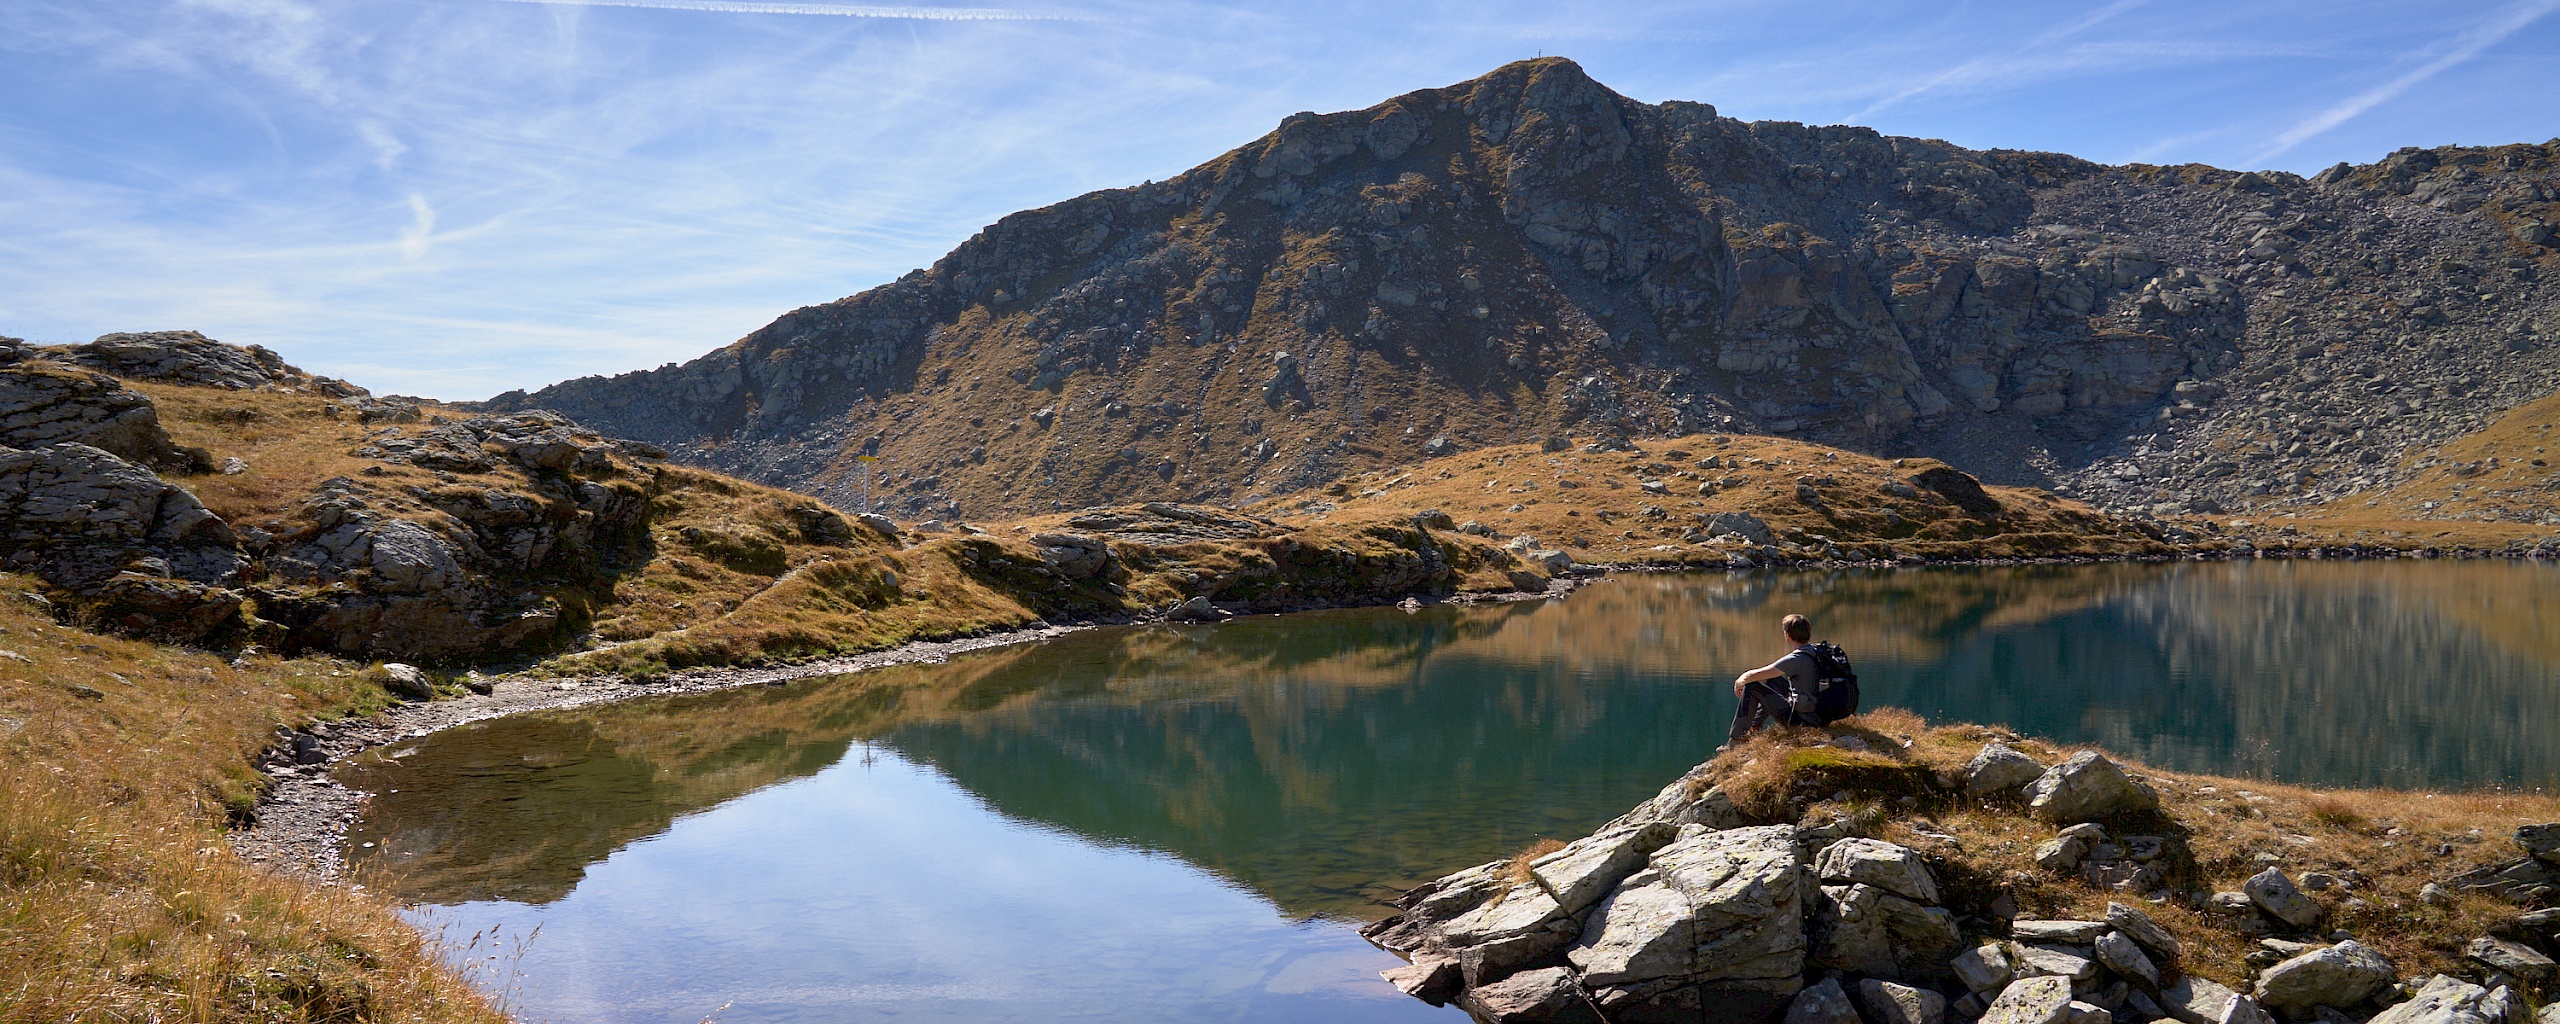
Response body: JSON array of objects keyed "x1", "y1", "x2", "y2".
[{"x1": 3, "y1": 0, "x2": 2555, "y2": 399}]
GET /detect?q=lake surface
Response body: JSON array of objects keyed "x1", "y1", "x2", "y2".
[{"x1": 341, "y1": 559, "x2": 2560, "y2": 1023}]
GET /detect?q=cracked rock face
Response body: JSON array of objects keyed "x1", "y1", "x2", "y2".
[
  {"x1": 0, "y1": 442, "x2": 245, "y2": 641},
  {"x1": 0, "y1": 361, "x2": 205, "y2": 472},
  {"x1": 52, "y1": 330, "x2": 308, "y2": 391}
]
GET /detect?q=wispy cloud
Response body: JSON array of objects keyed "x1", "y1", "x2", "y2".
[
  {"x1": 486, "y1": 0, "x2": 1092, "y2": 20},
  {"x1": 2248, "y1": 0, "x2": 2560, "y2": 165},
  {"x1": 1850, "y1": 0, "x2": 2152, "y2": 120},
  {"x1": 4, "y1": 0, "x2": 2555, "y2": 398}
]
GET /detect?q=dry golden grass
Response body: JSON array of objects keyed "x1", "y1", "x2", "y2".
[
  {"x1": 555, "y1": 502, "x2": 1535, "y2": 677},
  {"x1": 128, "y1": 381, "x2": 496, "y2": 529},
  {"x1": 1500, "y1": 838, "x2": 1569, "y2": 887},
  {"x1": 0, "y1": 574, "x2": 502, "y2": 1022},
  {"x1": 1248, "y1": 432, "x2": 2172, "y2": 565},
  {"x1": 2227, "y1": 384, "x2": 2560, "y2": 550},
  {"x1": 1694, "y1": 710, "x2": 2560, "y2": 986}
]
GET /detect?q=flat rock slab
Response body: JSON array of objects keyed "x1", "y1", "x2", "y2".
[
  {"x1": 1465, "y1": 966, "x2": 1601, "y2": 1024},
  {"x1": 1817, "y1": 838, "x2": 1942, "y2": 903},
  {"x1": 2015, "y1": 944, "x2": 2101, "y2": 982},
  {"x1": 2014, "y1": 920, "x2": 2108, "y2": 943},
  {"x1": 2108, "y1": 901, "x2": 2182, "y2": 959}
]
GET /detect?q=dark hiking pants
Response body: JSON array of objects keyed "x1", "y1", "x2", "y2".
[{"x1": 1729, "y1": 679, "x2": 1812, "y2": 742}]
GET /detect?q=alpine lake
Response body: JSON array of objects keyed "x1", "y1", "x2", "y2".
[{"x1": 336, "y1": 559, "x2": 2560, "y2": 1023}]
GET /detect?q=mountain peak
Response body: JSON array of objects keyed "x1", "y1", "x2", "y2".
[{"x1": 486, "y1": 62, "x2": 2560, "y2": 524}]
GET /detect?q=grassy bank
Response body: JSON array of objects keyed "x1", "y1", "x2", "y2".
[{"x1": 0, "y1": 575, "x2": 500, "y2": 1021}]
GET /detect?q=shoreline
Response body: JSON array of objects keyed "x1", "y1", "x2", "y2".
[
  {"x1": 225, "y1": 543, "x2": 2560, "y2": 886},
  {"x1": 228, "y1": 575, "x2": 1600, "y2": 882}
]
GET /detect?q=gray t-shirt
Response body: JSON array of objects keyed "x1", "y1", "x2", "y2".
[{"x1": 1773, "y1": 649, "x2": 1821, "y2": 713}]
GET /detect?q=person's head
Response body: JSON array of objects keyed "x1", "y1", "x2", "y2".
[{"x1": 1781, "y1": 614, "x2": 1812, "y2": 644}]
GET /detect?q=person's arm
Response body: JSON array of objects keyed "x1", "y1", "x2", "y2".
[{"x1": 1733, "y1": 659, "x2": 1789, "y2": 695}]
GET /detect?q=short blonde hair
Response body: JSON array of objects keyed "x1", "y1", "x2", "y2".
[{"x1": 1781, "y1": 614, "x2": 1812, "y2": 643}]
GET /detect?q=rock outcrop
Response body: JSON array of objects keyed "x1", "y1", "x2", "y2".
[
  {"x1": 45, "y1": 331, "x2": 311, "y2": 391},
  {"x1": 0, "y1": 360, "x2": 207, "y2": 472},
  {"x1": 480, "y1": 58, "x2": 2560, "y2": 525},
  {"x1": 1362, "y1": 743, "x2": 2542, "y2": 1024},
  {"x1": 0, "y1": 442, "x2": 245, "y2": 640},
  {"x1": 0, "y1": 336, "x2": 694, "y2": 659}
]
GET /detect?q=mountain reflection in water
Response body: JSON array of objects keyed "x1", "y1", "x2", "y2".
[{"x1": 346, "y1": 560, "x2": 2560, "y2": 923}]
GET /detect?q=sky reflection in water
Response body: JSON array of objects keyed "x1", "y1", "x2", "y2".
[{"x1": 346, "y1": 560, "x2": 2560, "y2": 1022}]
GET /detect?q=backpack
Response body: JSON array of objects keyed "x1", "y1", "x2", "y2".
[{"x1": 1797, "y1": 642, "x2": 1861, "y2": 724}]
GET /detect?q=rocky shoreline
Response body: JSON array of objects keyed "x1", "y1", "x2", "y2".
[{"x1": 1363, "y1": 736, "x2": 2560, "y2": 1024}]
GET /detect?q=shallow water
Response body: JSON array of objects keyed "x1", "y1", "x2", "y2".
[{"x1": 342, "y1": 559, "x2": 2560, "y2": 1022}]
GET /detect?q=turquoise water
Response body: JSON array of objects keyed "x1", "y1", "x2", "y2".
[{"x1": 343, "y1": 559, "x2": 2560, "y2": 1022}]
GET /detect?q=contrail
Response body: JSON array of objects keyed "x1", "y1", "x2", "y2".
[
  {"x1": 489, "y1": 0, "x2": 1091, "y2": 22},
  {"x1": 2251, "y1": 0, "x2": 2560, "y2": 165}
]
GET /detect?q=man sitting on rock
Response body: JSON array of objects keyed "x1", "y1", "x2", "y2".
[{"x1": 1725, "y1": 613, "x2": 1858, "y2": 748}]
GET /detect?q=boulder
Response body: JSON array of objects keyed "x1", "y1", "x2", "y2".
[
  {"x1": 1859, "y1": 979, "x2": 1950, "y2": 1024},
  {"x1": 1525, "y1": 548, "x2": 1574, "y2": 574},
  {"x1": 2217, "y1": 995, "x2": 2277, "y2": 1024},
  {"x1": 1967, "y1": 742, "x2": 2048, "y2": 796},
  {"x1": 1786, "y1": 976, "x2": 1863, "y2": 1024},
  {"x1": 2014, "y1": 944, "x2": 2100, "y2": 983},
  {"x1": 2026, "y1": 752, "x2": 2160, "y2": 823},
  {"x1": 2245, "y1": 868, "x2": 2323, "y2": 929},
  {"x1": 379, "y1": 663, "x2": 435, "y2": 701},
  {"x1": 2095, "y1": 931, "x2": 2159, "y2": 988},
  {"x1": 1030, "y1": 532, "x2": 1112, "y2": 579},
  {"x1": 2367, "y1": 976, "x2": 2517, "y2": 1024},
  {"x1": 0, "y1": 361, "x2": 202, "y2": 471},
  {"x1": 1817, "y1": 838, "x2": 1942, "y2": 903},
  {"x1": 1982, "y1": 977, "x2": 2078, "y2": 1024},
  {"x1": 1164, "y1": 596, "x2": 1229, "y2": 622},
  {"x1": 1462, "y1": 965, "x2": 1601, "y2": 1024},
  {"x1": 1953, "y1": 943, "x2": 2017, "y2": 993},
  {"x1": 2157, "y1": 977, "x2": 2241, "y2": 1024},
  {"x1": 2068, "y1": 1002, "x2": 2115, "y2": 1024},
  {"x1": 2253, "y1": 940, "x2": 2394, "y2": 1013},
  {"x1": 1703, "y1": 511, "x2": 1775, "y2": 545},
  {"x1": 2037, "y1": 836, "x2": 2094, "y2": 872},
  {"x1": 2106, "y1": 902, "x2": 2183, "y2": 960},
  {"x1": 2521, "y1": 824, "x2": 2560, "y2": 865},
  {"x1": 2466, "y1": 937, "x2": 2555, "y2": 988}
]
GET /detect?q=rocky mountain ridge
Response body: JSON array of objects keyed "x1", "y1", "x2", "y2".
[{"x1": 483, "y1": 58, "x2": 2560, "y2": 522}]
